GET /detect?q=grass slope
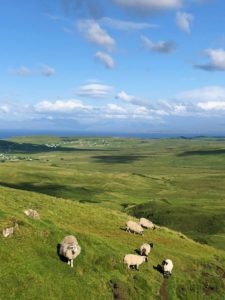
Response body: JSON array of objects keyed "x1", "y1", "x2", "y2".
[
  {"x1": 0, "y1": 137, "x2": 225, "y2": 250},
  {"x1": 0, "y1": 186, "x2": 225, "y2": 300}
]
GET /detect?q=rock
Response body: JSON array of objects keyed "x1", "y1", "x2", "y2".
[{"x1": 24, "y1": 209, "x2": 40, "y2": 220}]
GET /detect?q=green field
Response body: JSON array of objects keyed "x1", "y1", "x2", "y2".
[{"x1": 0, "y1": 136, "x2": 225, "y2": 299}]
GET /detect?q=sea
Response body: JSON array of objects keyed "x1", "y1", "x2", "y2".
[{"x1": 0, "y1": 129, "x2": 224, "y2": 139}]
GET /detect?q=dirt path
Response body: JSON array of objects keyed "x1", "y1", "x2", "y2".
[{"x1": 159, "y1": 279, "x2": 169, "y2": 300}]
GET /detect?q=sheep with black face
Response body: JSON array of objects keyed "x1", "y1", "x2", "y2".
[
  {"x1": 162, "y1": 259, "x2": 173, "y2": 278},
  {"x1": 140, "y1": 242, "x2": 154, "y2": 256},
  {"x1": 139, "y1": 218, "x2": 156, "y2": 230},
  {"x1": 123, "y1": 254, "x2": 148, "y2": 270}
]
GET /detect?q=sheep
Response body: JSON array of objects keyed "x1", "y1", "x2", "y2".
[
  {"x1": 123, "y1": 254, "x2": 148, "y2": 270},
  {"x1": 126, "y1": 221, "x2": 144, "y2": 235},
  {"x1": 140, "y1": 242, "x2": 154, "y2": 256},
  {"x1": 139, "y1": 218, "x2": 156, "y2": 230},
  {"x1": 162, "y1": 259, "x2": 173, "y2": 278},
  {"x1": 59, "y1": 235, "x2": 81, "y2": 268}
]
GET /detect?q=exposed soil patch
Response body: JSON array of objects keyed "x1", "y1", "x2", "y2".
[
  {"x1": 160, "y1": 279, "x2": 168, "y2": 300},
  {"x1": 109, "y1": 280, "x2": 129, "y2": 300}
]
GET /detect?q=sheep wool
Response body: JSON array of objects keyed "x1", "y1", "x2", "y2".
[
  {"x1": 126, "y1": 220, "x2": 144, "y2": 235},
  {"x1": 140, "y1": 243, "x2": 153, "y2": 256},
  {"x1": 162, "y1": 259, "x2": 173, "y2": 277},
  {"x1": 139, "y1": 218, "x2": 155, "y2": 229},
  {"x1": 59, "y1": 235, "x2": 81, "y2": 268},
  {"x1": 123, "y1": 254, "x2": 147, "y2": 270}
]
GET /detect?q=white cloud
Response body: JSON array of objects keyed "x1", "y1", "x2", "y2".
[
  {"x1": 195, "y1": 48, "x2": 225, "y2": 71},
  {"x1": 13, "y1": 66, "x2": 32, "y2": 76},
  {"x1": 77, "y1": 83, "x2": 113, "y2": 98},
  {"x1": 116, "y1": 91, "x2": 137, "y2": 102},
  {"x1": 197, "y1": 101, "x2": 225, "y2": 111},
  {"x1": 35, "y1": 100, "x2": 91, "y2": 113},
  {"x1": 95, "y1": 51, "x2": 115, "y2": 69},
  {"x1": 176, "y1": 12, "x2": 194, "y2": 33},
  {"x1": 77, "y1": 19, "x2": 115, "y2": 50},
  {"x1": 100, "y1": 17, "x2": 158, "y2": 30},
  {"x1": 0, "y1": 105, "x2": 10, "y2": 113},
  {"x1": 41, "y1": 65, "x2": 56, "y2": 77},
  {"x1": 106, "y1": 103, "x2": 127, "y2": 114},
  {"x1": 141, "y1": 35, "x2": 175, "y2": 53},
  {"x1": 176, "y1": 86, "x2": 225, "y2": 101},
  {"x1": 102, "y1": 103, "x2": 153, "y2": 119},
  {"x1": 113, "y1": 0, "x2": 182, "y2": 12}
]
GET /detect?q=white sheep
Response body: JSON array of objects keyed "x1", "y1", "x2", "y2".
[
  {"x1": 59, "y1": 235, "x2": 81, "y2": 268},
  {"x1": 123, "y1": 254, "x2": 148, "y2": 270},
  {"x1": 162, "y1": 259, "x2": 173, "y2": 277},
  {"x1": 139, "y1": 218, "x2": 156, "y2": 230},
  {"x1": 126, "y1": 221, "x2": 144, "y2": 235},
  {"x1": 140, "y1": 242, "x2": 154, "y2": 256}
]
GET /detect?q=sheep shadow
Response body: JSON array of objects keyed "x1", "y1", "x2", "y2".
[
  {"x1": 120, "y1": 227, "x2": 127, "y2": 232},
  {"x1": 134, "y1": 248, "x2": 141, "y2": 255},
  {"x1": 56, "y1": 243, "x2": 68, "y2": 263},
  {"x1": 153, "y1": 264, "x2": 164, "y2": 275}
]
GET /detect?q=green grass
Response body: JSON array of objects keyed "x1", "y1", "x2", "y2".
[
  {"x1": 0, "y1": 185, "x2": 225, "y2": 299},
  {"x1": 0, "y1": 136, "x2": 225, "y2": 298},
  {"x1": 1, "y1": 137, "x2": 225, "y2": 250}
]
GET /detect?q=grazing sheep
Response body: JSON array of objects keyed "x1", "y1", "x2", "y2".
[
  {"x1": 126, "y1": 221, "x2": 144, "y2": 235},
  {"x1": 59, "y1": 235, "x2": 81, "y2": 268},
  {"x1": 24, "y1": 209, "x2": 40, "y2": 220},
  {"x1": 139, "y1": 218, "x2": 156, "y2": 230},
  {"x1": 140, "y1": 242, "x2": 154, "y2": 256},
  {"x1": 123, "y1": 254, "x2": 148, "y2": 270},
  {"x1": 162, "y1": 259, "x2": 173, "y2": 278}
]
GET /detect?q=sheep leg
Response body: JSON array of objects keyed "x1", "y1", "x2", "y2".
[
  {"x1": 68, "y1": 260, "x2": 70, "y2": 266},
  {"x1": 71, "y1": 259, "x2": 73, "y2": 268}
]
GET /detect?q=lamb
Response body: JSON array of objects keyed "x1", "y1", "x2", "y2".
[
  {"x1": 139, "y1": 218, "x2": 156, "y2": 230},
  {"x1": 162, "y1": 259, "x2": 173, "y2": 278},
  {"x1": 140, "y1": 242, "x2": 154, "y2": 256},
  {"x1": 123, "y1": 254, "x2": 148, "y2": 270},
  {"x1": 59, "y1": 235, "x2": 81, "y2": 268},
  {"x1": 126, "y1": 221, "x2": 144, "y2": 235}
]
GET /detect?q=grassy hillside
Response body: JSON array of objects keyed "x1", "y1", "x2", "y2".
[
  {"x1": 0, "y1": 136, "x2": 225, "y2": 250},
  {"x1": 0, "y1": 185, "x2": 225, "y2": 300}
]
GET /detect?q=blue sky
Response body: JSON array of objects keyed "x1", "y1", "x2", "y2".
[{"x1": 1, "y1": 0, "x2": 225, "y2": 135}]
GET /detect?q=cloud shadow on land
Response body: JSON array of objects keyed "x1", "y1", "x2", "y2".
[
  {"x1": 178, "y1": 149, "x2": 225, "y2": 156},
  {"x1": 91, "y1": 155, "x2": 147, "y2": 164},
  {"x1": 0, "y1": 181, "x2": 101, "y2": 202},
  {"x1": 0, "y1": 140, "x2": 115, "y2": 154}
]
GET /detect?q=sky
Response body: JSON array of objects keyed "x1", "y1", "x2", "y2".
[{"x1": 1, "y1": 0, "x2": 225, "y2": 135}]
